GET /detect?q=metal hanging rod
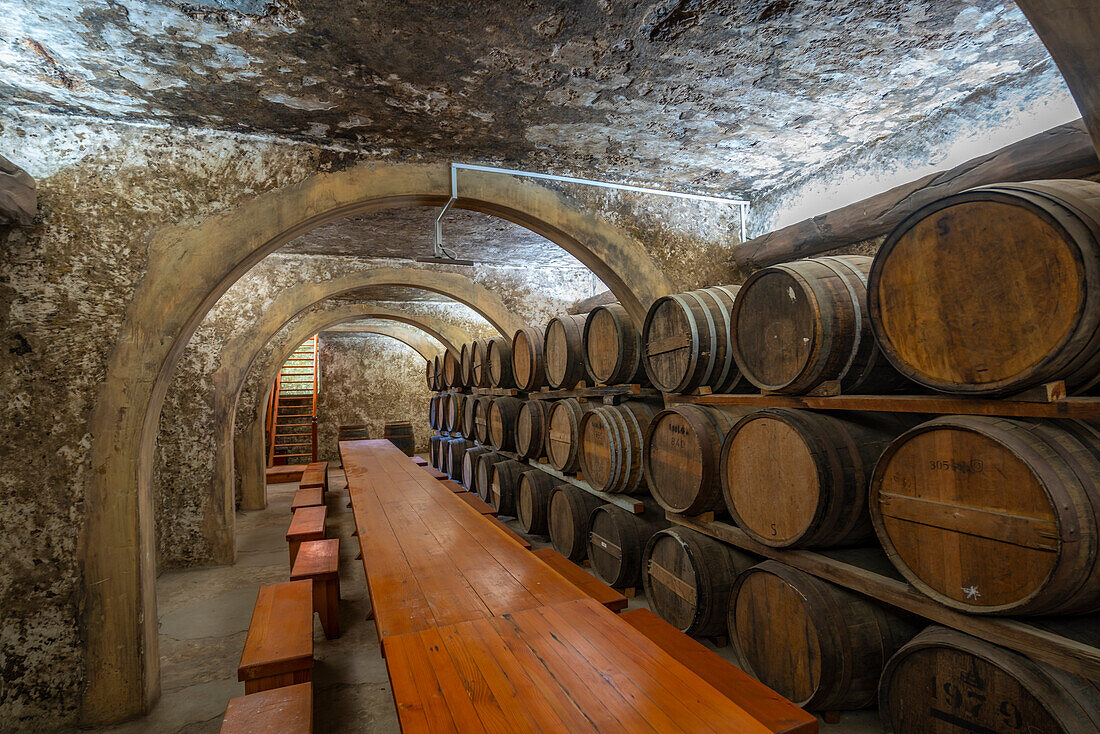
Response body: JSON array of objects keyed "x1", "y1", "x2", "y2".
[{"x1": 432, "y1": 162, "x2": 750, "y2": 259}]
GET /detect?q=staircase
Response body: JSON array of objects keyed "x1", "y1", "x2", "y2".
[{"x1": 267, "y1": 335, "x2": 319, "y2": 467}]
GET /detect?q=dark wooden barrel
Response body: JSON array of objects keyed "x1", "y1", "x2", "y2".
[
  {"x1": 583, "y1": 304, "x2": 647, "y2": 386},
  {"x1": 517, "y1": 469, "x2": 556, "y2": 534},
  {"x1": 515, "y1": 399, "x2": 549, "y2": 459},
  {"x1": 545, "y1": 398, "x2": 590, "y2": 473},
  {"x1": 487, "y1": 335, "x2": 515, "y2": 388},
  {"x1": 459, "y1": 342, "x2": 475, "y2": 387},
  {"x1": 425, "y1": 357, "x2": 436, "y2": 390},
  {"x1": 588, "y1": 505, "x2": 669, "y2": 589},
  {"x1": 641, "y1": 285, "x2": 743, "y2": 394},
  {"x1": 870, "y1": 415, "x2": 1100, "y2": 615},
  {"x1": 548, "y1": 484, "x2": 603, "y2": 562},
  {"x1": 442, "y1": 350, "x2": 462, "y2": 389},
  {"x1": 461, "y1": 393, "x2": 477, "y2": 438},
  {"x1": 732, "y1": 255, "x2": 906, "y2": 394},
  {"x1": 879, "y1": 626, "x2": 1100, "y2": 733},
  {"x1": 511, "y1": 326, "x2": 547, "y2": 391},
  {"x1": 487, "y1": 396, "x2": 522, "y2": 452},
  {"x1": 445, "y1": 392, "x2": 466, "y2": 434},
  {"x1": 473, "y1": 396, "x2": 492, "y2": 444},
  {"x1": 731, "y1": 560, "x2": 919, "y2": 711},
  {"x1": 869, "y1": 180, "x2": 1100, "y2": 396},
  {"x1": 470, "y1": 337, "x2": 492, "y2": 388},
  {"x1": 383, "y1": 421, "x2": 415, "y2": 456},
  {"x1": 428, "y1": 395, "x2": 440, "y2": 430},
  {"x1": 444, "y1": 437, "x2": 472, "y2": 482},
  {"x1": 489, "y1": 459, "x2": 526, "y2": 517},
  {"x1": 642, "y1": 526, "x2": 754, "y2": 637},
  {"x1": 643, "y1": 405, "x2": 750, "y2": 516},
  {"x1": 544, "y1": 314, "x2": 588, "y2": 389},
  {"x1": 722, "y1": 409, "x2": 911, "y2": 548},
  {"x1": 462, "y1": 446, "x2": 492, "y2": 491},
  {"x1": 578, "y1": 402, "x2": 659, "y2": 495},
  {"x1": 475, "y1": 451, "x2": 508, "y2": 502},
  {"x1": 429, "y1": 434, "x2": 444, "y2": 468}
]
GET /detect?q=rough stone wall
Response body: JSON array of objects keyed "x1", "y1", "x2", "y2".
[
  {"x1": 315, "y1": 333, "x2": 433, "y2": 461},
  {"x1": 0, "y1": 111, "x2": 353, "y2": 730}
]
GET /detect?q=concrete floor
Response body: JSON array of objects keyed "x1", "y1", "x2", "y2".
[{"x1": 82, "y1": 466, "x2": 884, "y2": 733}]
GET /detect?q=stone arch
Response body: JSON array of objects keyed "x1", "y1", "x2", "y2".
[{"x1": 328, "y1": 322, "x2": 443, "y2": 360}]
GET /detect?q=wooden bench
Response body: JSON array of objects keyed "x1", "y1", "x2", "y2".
[
  {"x1": 238, "y1": 581, "x2": 314, "y2": 694},
  {"x1": 455, "y1": 491, "x2": 497, "y2": 516},
  {"x1": 220, "y1": 681, "x2": 312, "y2": 732},
  {"x1": 299, "y1": 461, "x2": 328, "y2": 496},
  {"x1": 485, "y1": 515, "x2": 532, "y2": 549},
  {"x1": 412, "y1": 456, "x2": 429, "y2": 467},
  {"x1": 267, "y1": 464, "x2": 307, "y2": 485},
  {"x1": 290, "y1": 538, "x2": 340, "y2": 640},
  {"x1": 290, "y1": 487, "x2": 323, "y2": 513},
  {"x1": 619, "y1": 608, "x2": 819, "y2": 734},
  {"x1": 286, "y1": 506, "x2": 326, "y2": 567},
  {"x1": 438, "y1": 479, "x2": 467, "y2": 494},
  {"x1": 533, "y1": 548, "x2": 627, "y2": 612},
  {"x1": 422, "y1": 466, "x2": 449, "y2": 480}
]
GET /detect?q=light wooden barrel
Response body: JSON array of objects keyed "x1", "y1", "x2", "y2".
[
  {"x1": 731, "y1": 255, "x2": 906, "y2": 394},
  {"x1": 487, "y1": 396, "x2": 522, "y2": 452},
  {"x1": 462, "y1": 446, "x2": 492, "y2": 491},
  {"x1": 643, "y1": 405, "x2": 750, "y2": 516},
  {"x1": 461, "y1": 394, "x2": 477, "y2": 438},
  {"x1": 470, "y1": 337, "x2": 492, "y2": 388},
  {"x1": 489, "y1": 459, "x2": 526, "y2": 517},
  {"x1": 515, "y1": 399, "x2": 549, "y2": 459},
  {"x1": 511, "y1": 326, "x2": 546, "y2": 391},
  {"x1": 459, "y1": 342, "x2": 475, "y2": 387},
  {"x1": 487, "y1": 335, "x2": 515, "y2": 388},
  {"x1": 548, "y1": 484, "x2": 603, "y2": 562},
  {"x1": 473, "y1": 396, "x2": 492, "y2": 444},
  {"x1": 429, "y1": 434, "x2": 444, "y2": 468},
  {"x1": 475, "y1": 451, "x2": 508, "y2": 502},
  {"x1": 428, "y1": 395, "x2": 441, "y2": 430},
  {"x1": 641, "y1": 285, "x2": 743, "y2": 395},
  {"x1": 517, "y1": 469, "x2": 556, "y2": 534},
  {"x1": 730, "y1": 560, "x2": 919, "y2": 711},
  {"x1": 442, "y1": 350, "x2": 462, "y2": 389},
  {"x1": 588, "y1": 505, "x2": 669, "y2": 589},
  {"x1": 383, "y1": 421, "x2": 415, "y2": 456},
  {"x1": 545, "y1": 398, "x2": 591, "y2": 473},
  {"x1": 879, "y1": 626, "x2": 1100, "y2": 734},
  {"x1": 870, "y1": 415, "x2": 1100, "y2": 615},
  {"x1": 544, "y1": 314, "x2": 588, "y2": 389},
  {"x1": 578, "y1": 402, "x2": 658, "y2": 495},
  {"x1": 583, "y1": 304, "x2": 647, "y2": 386},
  {"x1": 445, "y1": 393, "x2": 466, "y2": 434},
  {"x1": 869, "y1": 180, "x2": 1100, "y2": 396},
  {"x1": 722, "y1": 409, "x2": 911, "y2": 548},
  {"x1": 444, "y1": 437, "x2": 472, "y2": 482},
  {"x1": 642, "y1": 526, "x2": 754, "y2": 637}
]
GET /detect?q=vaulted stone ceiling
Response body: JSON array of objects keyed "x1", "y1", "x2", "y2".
[{"x1": 3, "y1": 0, "x2": 1075, "y2": 205}]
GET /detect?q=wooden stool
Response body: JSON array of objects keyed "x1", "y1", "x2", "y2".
[
  {"x1": 533, "y1": 548, "x2": 627, "y2": 612},
  {"x1": 290, "y1": 487, "x2": 324, "y2": 513},
  {"x1": 300, "y1": 461, "x2": 328, "y2": 496},
  {"x1": 287, "y1": 506, "x2": 326, "y2": 567},
  {"x1": 220, "y1": 681, "x2": 312, "y2": 732},
  {"x1": 291, "y1": 538, "x2": 341, "y2": 640},
  {"x1": 238, "y1": 581, "x2": 313, "y2": 694}
]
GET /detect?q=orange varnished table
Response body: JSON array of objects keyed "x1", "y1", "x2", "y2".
[{"x1": 384, "y1": 597, "x2": 783, "y2": 733}]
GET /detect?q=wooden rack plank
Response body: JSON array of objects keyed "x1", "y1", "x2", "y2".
[
  {"x1": 665, "y1": 392, "x2": 1100, "y2": 419},
  {"x1": 667, "y1": 512, "x2": 1100, "y2": 682},
  {"x1": 530, "y1": 384, "x2": 662, "y2": 403},
  {"x1": 528, "y1": 459, "x2": 645, "y2": 515}
]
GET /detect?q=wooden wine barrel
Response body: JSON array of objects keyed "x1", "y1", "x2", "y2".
[
  {"x1": 515, "y1": 399, "x2": 549, "y2": 459},
  {"x1": 731, "y1": 560, "x2": 918, "y2": 711},
  {"x1": 470, "y1": 337, "x2": 492, "y2": 388},
  {"x1": 642, "y1": 526, "x2": 754, "y2": 637},
  {"x1": 544, "y1": 314, "x2": 588, "y2": 389},
  {"x1": 445, "y1": 392, "x2": 466, "y2": 434},
  {"x1": 731, "y1": 255, "x2": 906, "y2": 394},
  {"x1": 588, "y1": 505, "x2": 669, "y2": 589},
  {"x1": 548, "y1": 484, "x2": 603, "y2": 562},
  {"x1": 425, "y1": 357, "x2": 436, "y2": 390},
  {"x1": 473, "y1": 396, "x2": 492, "y2": 444},
  {"x1": 879, "y1": 626, "x2": 1100, "y2": 734},
  {"x1": 435, "y1": 354, "x2": 444, "y2": 390},
  {"x1": 462, "y1": 446, "x2": 492, "y2": 491},
  {"x1": 442, "y1": 350, "x2": 462, "y2": 389},
  {"x1": 459, "y1": 342, "x2": 475, "y2": 387},
  {"x1": 429, "y1": 434, "x2": 444, "y2": 468},
  {"x1": 643, "y1": 405, "x2": 750, "y2": 516},
  {"x1": 583, "y1": 303, "x2": 647, "y2": 386},
  {"x1": 461, "y1": 393, "x2": 477, "y2": 438},
  {"x1": 487, "y1": 396, "x2": 522, "y2": 452},
  {"x1": 487, "y1": 335, "x2": 515, "y2": 388},
  {"x1": 444, "y1": 437, "x2": 472, "y2": 482},
  {"x1": 869, "y1": 180, "x2": 1100, "y2": 396},
  {"x1": 475, "y1": 451, "x2": 508, "y2": 502},
  {"x1": 870, "y1": 415, "x2": 1100, "y2": 615},
  {"x1": 383, "y1": 421, "x2": 415, "y2": 456},
  {"x1": 511, "y1": 326, "x2": 546, "y2": 391},
  {"x1": 545, "y1": 398, "x2": 590, "y2": 473},
  {"x1": 578, "y1": 402, "x2": 659, "y2": 495},
  {"x1": 517, "y1": 469, "x2": 556, "y2": 534},
  {"x1": 722, "y1": 409, "x2": 911, "y2": 548},
  {"x1": 641, "y1": 285, "x2": 743, "y2": 394},
  {"x1": 428, "y1": 395, "x2": 440, "y2": 430},
  {"x1": 489, "y1": 459, "x2": 526, "y2": 517}
]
